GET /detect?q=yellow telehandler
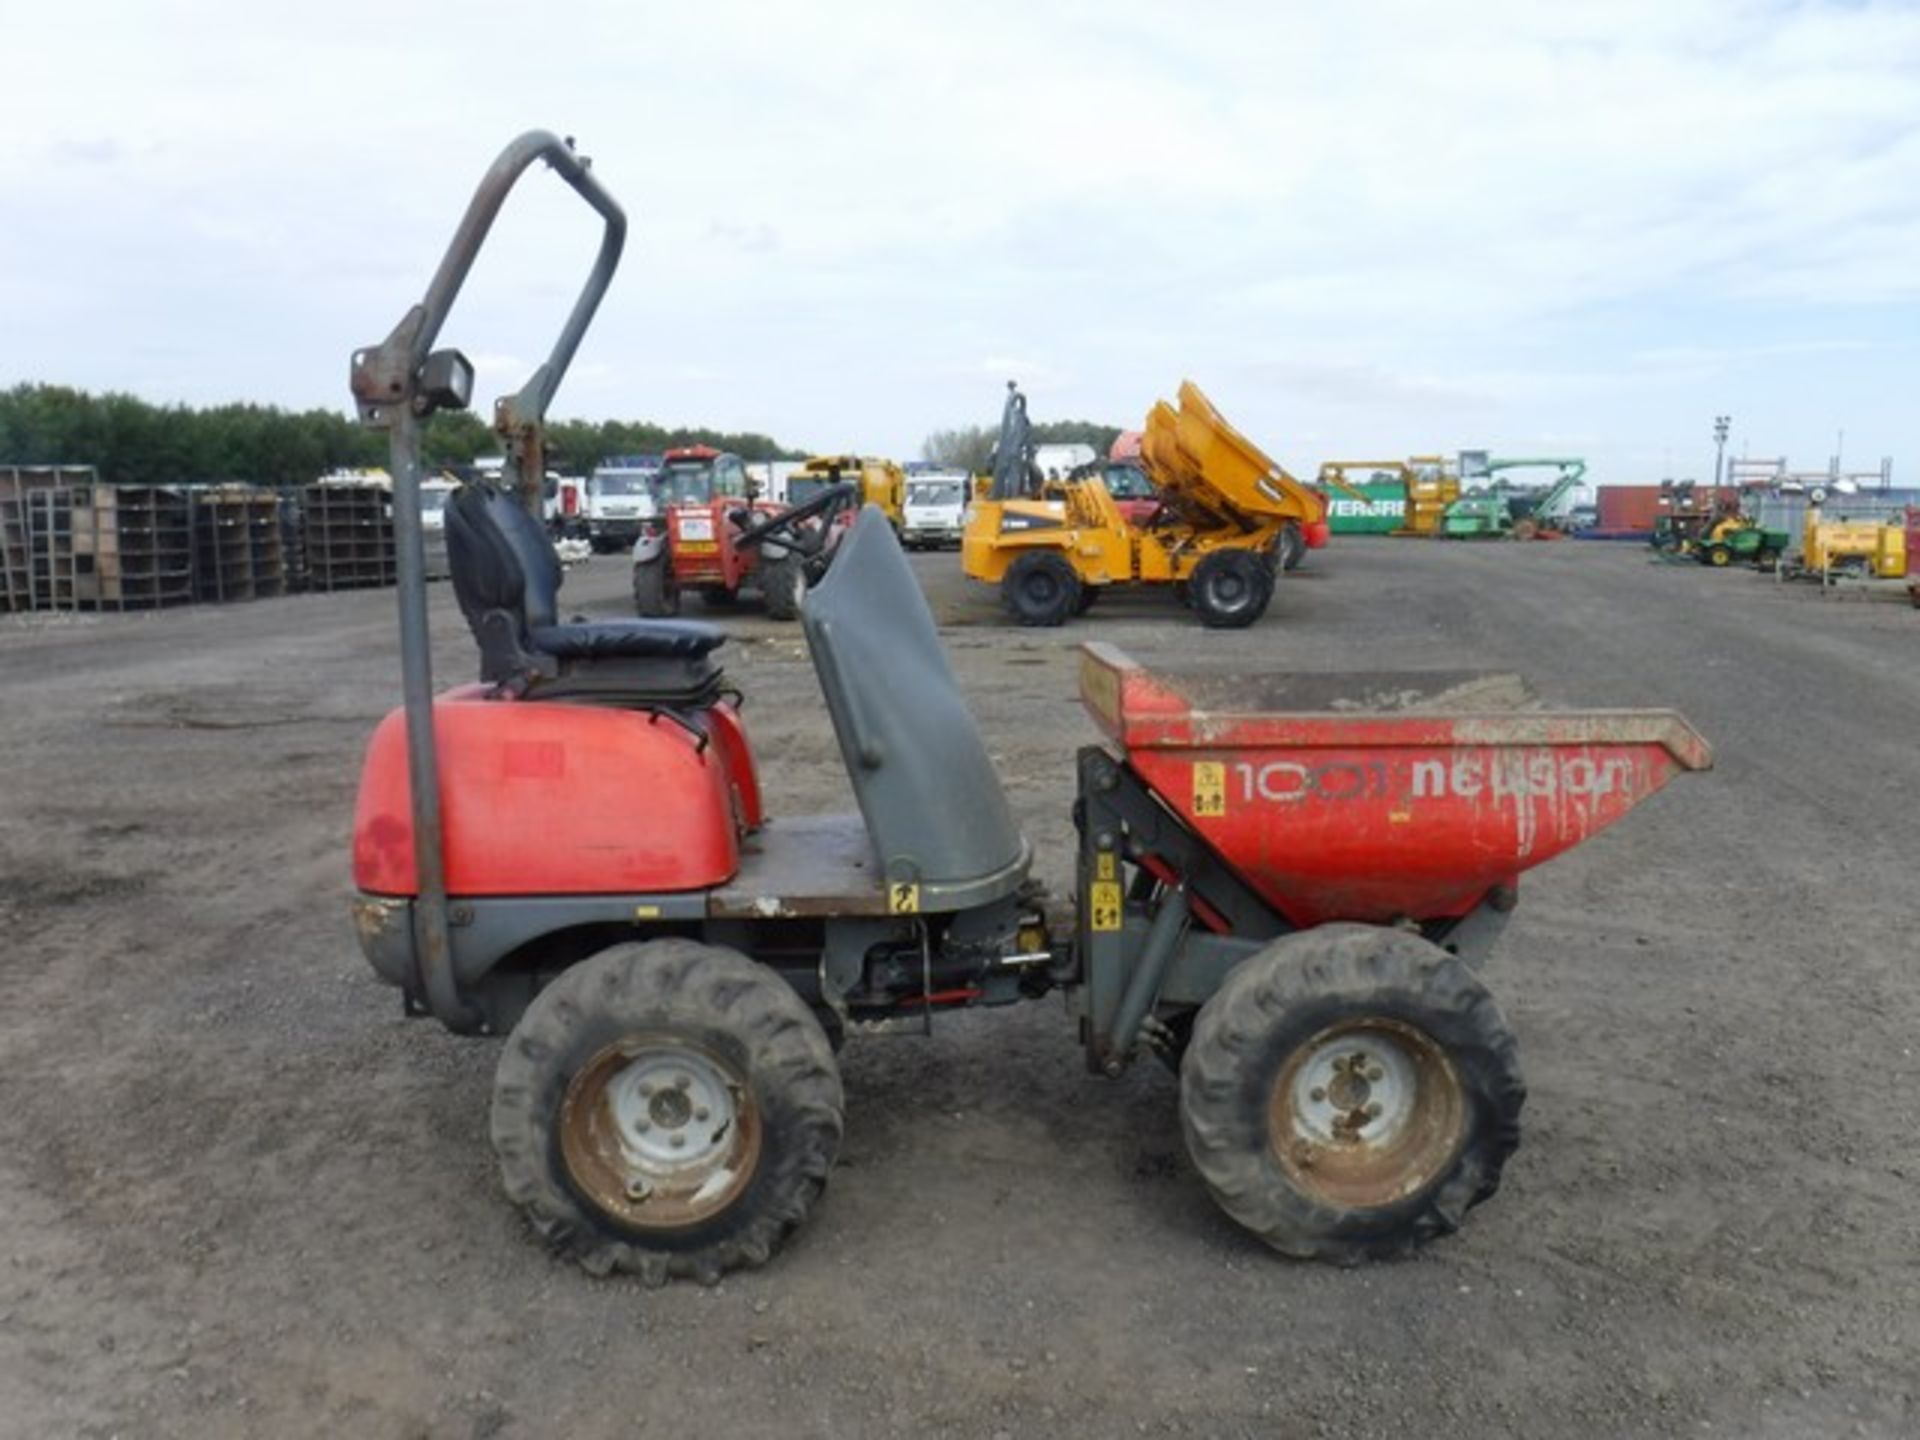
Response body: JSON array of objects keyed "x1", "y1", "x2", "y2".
[{"x1": 788, "y1": 454, "x2": 906, "y2": 531}]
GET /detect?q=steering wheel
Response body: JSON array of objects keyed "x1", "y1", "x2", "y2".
[{"x1": 734, "y1": 482, "x2": 860, "y2": 555}]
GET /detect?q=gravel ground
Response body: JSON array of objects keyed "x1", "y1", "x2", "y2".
[{"x1": 2, "y1": 537, "x2": 1916, "y2": 1439}]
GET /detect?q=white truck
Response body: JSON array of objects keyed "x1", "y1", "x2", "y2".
[
  {"x1": 584, "y1": 460, "x2": 662, "y2": 552},
  {"x1": 901, "y1": 473, "x2": 968, "y2": 549}
]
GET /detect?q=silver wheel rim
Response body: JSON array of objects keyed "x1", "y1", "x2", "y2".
[
  {"x1": 560, "y1": 1037, "x2": 762, "y2": 1230},
  {"x1": 1288, "y1": 1031, "x2": 1420, "y2": 1148},
  {"x1": 606, "y1": 1048, "x2": 738, "y2": 1175},
  {"x1": 1270, "y1": 1018, "x2": 1467, "y2": 1208}
]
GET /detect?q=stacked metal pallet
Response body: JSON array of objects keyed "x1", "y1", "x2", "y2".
[
  {"x1": 3, "y1": 466, "x2": 94, "y2": 611},
  {"x1": 279, "y1": 492, "x2": 309, "y2": 593},
  {"x1": 62, "y1": 484, "x2": 196, "y2": 610},
  {"x1": 191, "y1": 487, "x2": 288, "y2": 603},
  {"x1": 0, "y1": 469, "x2": 38, "y2": 612},
  {"x1": 300, "y1": 480, "x2": 395, "y2": 591}
]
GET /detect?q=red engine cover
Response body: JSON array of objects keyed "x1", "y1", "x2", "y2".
[{"x1": 353, "y1": 687, "x2": 748, "y2": 897}]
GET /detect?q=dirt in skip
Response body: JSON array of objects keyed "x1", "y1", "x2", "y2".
[{"x1": 1, "y1": 540, "x2": 1917, "y2": 1439}]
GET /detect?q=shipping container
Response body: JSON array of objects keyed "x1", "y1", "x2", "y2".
[
  {"x1": 1323, "y1": 480, "x2": 1407, "y2": 535},
  {"x1": 1594, "y1": 485, "x2": 1662, "y2": 535},
  {"x1": 1592, "y1": 484, "x2": 1739, "y2": 537}
]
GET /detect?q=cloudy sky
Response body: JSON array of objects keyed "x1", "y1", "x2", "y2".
[{"x1": 5, "y1": 0, "x2": 1917, "y2": 483}]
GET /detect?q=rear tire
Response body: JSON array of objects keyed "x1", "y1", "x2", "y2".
[
  {"x1": 633, "y1": 556, "x2": 679, "y2": 617},
  {"x1": 699, "y1": 585, "x2": 740, "y2": 608},
  {"x1": 1180, "y1": 924, "x2": 1524, "y2": 1264},
  {"x1": 760, "y1": 556, "x2": 807, "y2": 621},
  {"x1": 491, "y1": 940, "x2": 844, "y2": 1284},
  {"x1": 1275, "y1": 523, "x2": 1306, "y2": 573},
  {"x1": 1002, "y1": 551, "x2": 1080, "y2": 626},
  {"x1": 1190, "y1": 549, "x2": 1272, "y2": 629}
]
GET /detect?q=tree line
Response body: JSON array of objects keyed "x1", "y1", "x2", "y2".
[
  {"x1": 921, "y1": 418, "x2": 1124, "y2": 473},
  {"x1": 0, "y1": 384, "x2": 804, "y2": 489}
]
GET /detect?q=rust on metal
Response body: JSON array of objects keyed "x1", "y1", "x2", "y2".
[
  {"x1": 351, "y1": 894, "x2": 406, "y2": 948},
  {"x1": 559, "y1": 1038, "x2": 764, "y2": 1232}
]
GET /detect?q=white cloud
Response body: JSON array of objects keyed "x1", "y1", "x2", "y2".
[{"x1": 2, "y1": 0, "x2": 1917, "y2": 479}]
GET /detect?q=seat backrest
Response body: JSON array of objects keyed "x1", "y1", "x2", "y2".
[
  {"x1": 803, "y1": 507, "x2": 1026, "y2": 904},
  {"x1": 445, "y1": 481, "x2": 568, "y2": 685},
  {"x1": 447, "y1": 481, "x2": 563, "y2": 634}
]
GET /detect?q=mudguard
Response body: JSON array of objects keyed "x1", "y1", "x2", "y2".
[{"x1": 353, "y1": 686, "x2": 744, "y2": 897}]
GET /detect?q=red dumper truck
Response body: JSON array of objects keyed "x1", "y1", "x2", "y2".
[{"x1": 347, "y1": 132, "x2": 1712, "y2": 1283}]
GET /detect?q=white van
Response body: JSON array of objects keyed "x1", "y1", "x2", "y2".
[{"x1": 902, "y1": 473, "x2": 969, "y2": 549}]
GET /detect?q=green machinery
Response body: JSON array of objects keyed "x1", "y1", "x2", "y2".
[
  {"x1": 1696, "y1": 515, "x2": 1791, "y2": 568},
  {"x1": 1440, "y1": 456, "x2": 1588, "y2": 539}
]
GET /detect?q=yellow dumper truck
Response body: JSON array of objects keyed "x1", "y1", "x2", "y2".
[{"x1": 963, "y1": 381, "x2": 1326, "y2": 628}]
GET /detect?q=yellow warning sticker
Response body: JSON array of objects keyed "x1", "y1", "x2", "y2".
[
  {"x1": 1192, "y1": 761, "x2": 1226, "y2": 817},
  {"x1": 1090, "y1": 880, "x2": 1123, "y2": 931},
  {"x1": 888, "y1": 881, "x2": 921, "y2": 915},
  {"x1": 1095, "y1": 851, "x2": 1117, "y2": 882}
]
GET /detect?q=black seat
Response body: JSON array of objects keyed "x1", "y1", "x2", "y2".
[{"x1": 445, "y1": 481, "x2": 725, "y2": 705}]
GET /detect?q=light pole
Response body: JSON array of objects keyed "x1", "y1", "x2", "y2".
[{"x1": 1712, "y1": 415, "x2": 1730, "y2": 490}]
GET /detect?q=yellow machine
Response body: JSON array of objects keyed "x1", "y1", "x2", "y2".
[
  {"x1": 1800, "y1": 507, "x2": 1908, "y2": 578},
  {"x1": 1401, "y1": 456, "x2": 1461, "y2": 536},
  {"x1": 788, "y1": 455, "x2": 906, "y2": 530},
  {"x1": 963, "y1": 381, "x2": 1325, "y2": 628}
]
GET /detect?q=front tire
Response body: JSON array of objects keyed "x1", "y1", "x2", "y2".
[
  {"x1": 1707, "y1": 544, "x2": 1732, "y2": 568},
  {"x1": 1180, "y1": 924, "x2": 1524, "y2": 1264},
  {"x1": 1002, "y1": 551, "x2": 1080, "y2": 626},
  {"x1": 491, "y1": 940, "x2": 844, "y2": 1284},
  {"x1": 1190, "y1": 549, "x2": 1272, "y2": 629},
  {"x1": 633, "y1": 555, "x2": 679, "y2": 617},
  {"x1": 760, "y1": 556, "x2": 807, "y2": 621}
]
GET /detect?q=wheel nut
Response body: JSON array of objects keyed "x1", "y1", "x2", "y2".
[
  {"x1": 634, "y1": 1118, "x2": 651, "y2": 1133},
  {"x1": 694, "y1": 1107, "x2": 710, "y2": 1122},
  {"x1": 673, "y1": 1074, "x2": 692, "y2": 1090},
  {"x1": 1366, "y1": 1102, "x2": 1383, "y2": 1118},
  {"x1": 1367, "y1": 1067, "x2": 1384, "y2": 1083},
  {"x1": 669, "y1": 1133, "x2": 686, "y2": 1148},
  {"x1": 1310, "y1": 1087, "x2": 1327, "y2": 1103}
]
